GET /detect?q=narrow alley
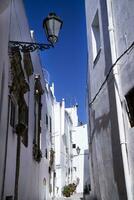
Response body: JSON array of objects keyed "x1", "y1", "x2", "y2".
[{"x1": 0, "y1": 0, "x2": 134, "y2": 200}]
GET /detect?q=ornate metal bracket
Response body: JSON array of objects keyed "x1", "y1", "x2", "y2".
[{"x1": 9, "y1": 40, "x2": 54, "y2": 52}]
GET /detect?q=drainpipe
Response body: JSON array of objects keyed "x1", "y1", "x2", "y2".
[{"x1": 106, "y1": 0, "x2": 133, "y2": 199}]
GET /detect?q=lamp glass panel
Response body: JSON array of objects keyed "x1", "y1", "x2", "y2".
[
  {"x1": 53, "y1": 19, "x2": 62, "y2": 37},
  {"x1": 45, "y1": 19, "x2": 54, "y2": 36},
  {"x1": 44, "y1": 18, "x2": 62, "y2": 43}
]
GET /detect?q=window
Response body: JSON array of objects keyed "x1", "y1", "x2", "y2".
[
  {"x1": 125, "y1": 88, "x2": 134, "y2": 127},
  {"x1": 23, "y1": 51, "x2": 33, "y2": 77},
  {"x1": 45, "y1": 148, "x2": 48, "y2": 159},
  {"x1": 33, "y1": 74, "x2": 44, "y2": 162},
  {"x1": 34, "y1": 95, "x2": 42, "y2": 149},
  {"x1": 10, "y1": 100, "x2": 15, "y2": 128},
  {"x1": 73, "y1": 167, "x2": 77, "y2": 172},
  {"x1": 91, "y1": 10, "x2": 101, "y2": 62},
  {"x1": 46, "y1": 114, "x2": 48, "y2": 128},
  {"x1": 49, "y1": 166, "x2": 51, "y2": 174},
  {"x1": 49, "y1": 116, "x2": 52, "y2": 133},
  {"x1": 54, "y1": 171, "x2": 56, "y2": 178},
  {"x1": 72, "y1": 144, "x2": 76, "y2": 148},
  {"x1": 6, "y1": 196, "x2": 13, "y2": 200},
  {"x1": 18, "y1": 96, "x2": 28, "y2": 147}
]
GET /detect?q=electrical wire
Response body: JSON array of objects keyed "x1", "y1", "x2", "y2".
[{"x1": 89, "y1": 41, "x2": 134, "y2": 107}]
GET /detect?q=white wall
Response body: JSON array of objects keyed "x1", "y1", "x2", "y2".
[
  {"x1": 65, "y1": 105, "x2": 78, "y2": 127},
  {"x1": 0, "y1": 1, "x2": 54, "y2": 199},
  {"x1": 72, "y1": 124, "x2": 89, "y2": 195},
  {"x1": 85, "y1": 0, "x2": 134, "y2": 199},
  {"x1": 54, "y1": 101, "x2": 74, "y2": 197}
]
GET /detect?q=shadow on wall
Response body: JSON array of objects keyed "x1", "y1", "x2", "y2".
[
  {"x1": 83, "y1": 194, "x2": 98, "y2": 200},
  {"x1": 88, "y1": 0, "x2": 127, "y2": 199},
  {"x1": 100, "y1": 0, "x2": 127, "y2": 199},
  {"x1": 83, "y1": 149, "x2": 90, "y2": 197},
  {"x1": 0, "y1": 67, "x2": 5, "y2": 123},
  {"x1": 90, "y1": 109, "x2": 110, "y2": 199},
  {"x1": 0, "y1": 0, "x2": 10, "y2": 14},
  {"x1": 91, "y1": 110, "x2": 110, "y2": 141},
  {"x1": 90, "y1": 104, "x2": 126, "y2": 199}
]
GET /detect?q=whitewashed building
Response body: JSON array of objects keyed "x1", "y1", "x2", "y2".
[
  {"x1": 0, "y1": 1, "x2": 89, "y2": 200},
  {"x1": 72, "y1": 124, "x2": 90, "y2": 199},
  {"x1": 67, "y1": 107, "x2": 90, "y2": 199},
  {"x1": 0, "y1": 0, "x2": 56, "y2": 200},
  {"x1": 85, "y1": 0, "x2": 134, "y2": 199},
  {"x1": 54, "y1": 103, "x2": 89, "y2": 198},
  {"x1": 54, "y1": 99, "x2": 73, "y2": 197}
]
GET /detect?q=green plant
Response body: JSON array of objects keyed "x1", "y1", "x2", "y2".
[
  {"x1": 62, "y1": 185, "x2": 71, "y2": 197},
  {"x1": 68, "y1": 183, "x2": 76, "y2": 194},
  {"x1": 62, "y1": 183, "x2": 77, "y2": 197}
]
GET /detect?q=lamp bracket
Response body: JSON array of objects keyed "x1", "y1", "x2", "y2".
[{"x1": 9, "y1": 41, "x2": 54, "y2": 52}]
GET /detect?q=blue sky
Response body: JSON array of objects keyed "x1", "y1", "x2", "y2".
[{"x1": 23, "y1": 0, "x2": 88, "y2": 123}]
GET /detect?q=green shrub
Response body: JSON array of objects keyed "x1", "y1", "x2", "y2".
[
  {"x1": 62, "y1": 185, "x2": 71, "y2": 197},
  {"x1": 62, "y1": 183, "x2": 77, "y2": 197}
]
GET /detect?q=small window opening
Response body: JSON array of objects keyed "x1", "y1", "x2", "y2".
[
  {"x1": 49, "y1": 116, "x2": 52, "y2": 133},
  {"x1": 6, "y1": 196, "x2": 13, "y2": 200},
  {"x1": 46, "y1": 114, "x2": 48, "y2": 128},
  {"x1": 91, "y1": 10, "x2": 101, "y2": 62},
  {"x1": 125, "y1": 88, "x2": 134, "y2": 127},
  {"x1": 45, "y1": 148, "x2": 48, "y2": 159},
  {"x1": 72, "y1": 144, "x2": 76, "y2": 148}
]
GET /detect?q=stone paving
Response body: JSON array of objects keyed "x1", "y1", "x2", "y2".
[
  {"x1": 54, "y1": 193, "x2": 94, "y2": 200},
  {"x1": 54, "y1": 193, "x2": 83, "y2": 200}
]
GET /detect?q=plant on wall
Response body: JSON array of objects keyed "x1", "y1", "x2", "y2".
[
  {"x1": 33, "y1": 143, "x2": 42, "y2": 162},
  {"x1": 62, "y1": 185, "x2": 71, "y2": 197}
]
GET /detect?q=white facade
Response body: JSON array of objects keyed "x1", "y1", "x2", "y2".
[
  {"x1": 54, "y1": 102, "x2": 89, "y2": 198},
  {"x1": 66, "y1": 106, "x2": 78, "y2": 127},
  {"x1": 43, "y1": 82, "x2": 56, "y2": 199},
  {"x1": 0, "y1": 1, "x2": 89, "y2": 200},
  {"x1": 54, "y1": 100, "x2": 73, "y2": 197},
  {"x1": 72, "y1": 124, "x2": 90, "y2": 197},
  {"x1": 0, "y1": 0, "x2": 56, "y2": 200},
  {"x1": 85, "y1": 0, "x2": 134, "y2": 199}
]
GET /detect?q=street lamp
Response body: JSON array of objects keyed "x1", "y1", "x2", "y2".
[
  {"x1": 71, "y1": 146, "x2": 89, "y2": 158},
  {"x1": 43, "y1": 12, "x2": 63, "y2": 44},
  {"x1": 9, "y1": 12, "x2": 63, "y2": 52}
]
